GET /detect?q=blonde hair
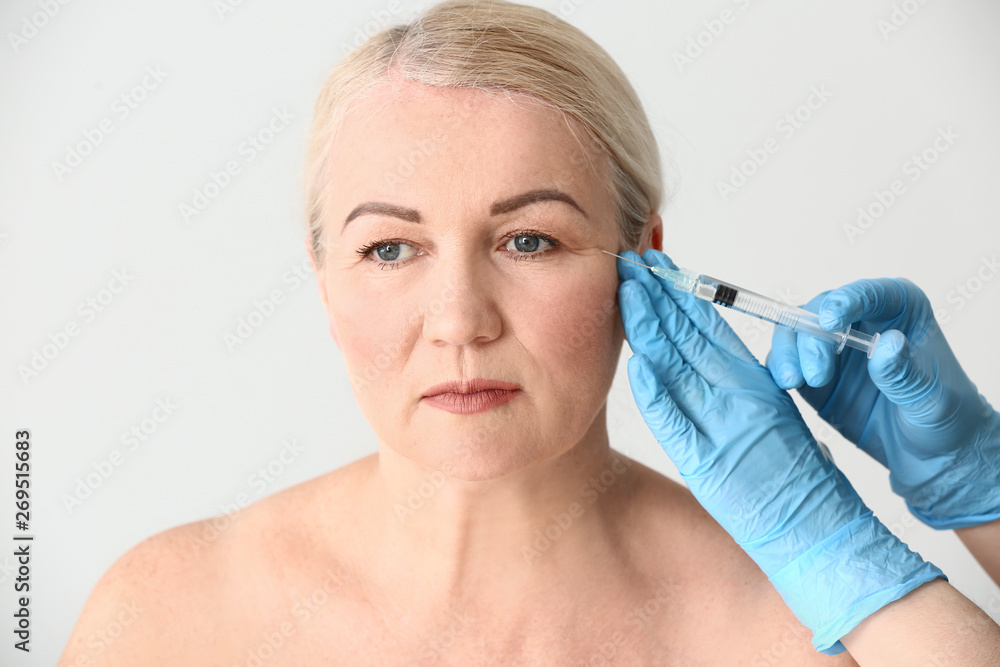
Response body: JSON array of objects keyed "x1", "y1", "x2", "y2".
[{"x1": 303, "y1": 0, "x2": 663, "y2": 266}]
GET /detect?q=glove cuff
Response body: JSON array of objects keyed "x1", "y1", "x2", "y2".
[{"x1": 768, "y1": 511, "x2": 945, "y2": 654}]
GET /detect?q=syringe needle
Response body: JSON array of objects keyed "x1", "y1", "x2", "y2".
[
  {"x1": 603, "y1": 249, "x2": 881, "y2": 358},
  {"x1": 602, "y1": 250, "x2": 695, "y2": 290},
  {"x1": 601, "y1": 250, "x2": 650, "y2": 269}
]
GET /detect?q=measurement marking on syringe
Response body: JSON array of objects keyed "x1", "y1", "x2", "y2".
[{"x1": 601, "y1": 250, "x2": 881, "y2": 358}]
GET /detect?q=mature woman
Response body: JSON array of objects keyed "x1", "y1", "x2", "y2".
[{"x1": 60, "y1": 1, "x2": 1000, "y2": 664}]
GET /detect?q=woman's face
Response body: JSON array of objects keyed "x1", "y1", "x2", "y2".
[{"x1": 314, "y1": 79, "x2": 632, "y2": 480}]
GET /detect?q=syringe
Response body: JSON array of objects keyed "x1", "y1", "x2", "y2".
[{"x1": 606, "y1": 251, "x2": 880, "y2": 358}]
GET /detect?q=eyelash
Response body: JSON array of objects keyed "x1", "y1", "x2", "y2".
[{"x1": 355, "y1": 230, "x2": 561, "y2": 270}]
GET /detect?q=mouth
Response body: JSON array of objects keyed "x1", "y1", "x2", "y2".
[
  {"x1": 423, "y1": 379, "x2": 522, "y2": 397},
  {"x1": 421, "y1": 379, "x2": 523, "y2": 415}
]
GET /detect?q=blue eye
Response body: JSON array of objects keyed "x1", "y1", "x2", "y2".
[
  {"x1": 505, "y1": 234, "x2": 553, "y2": 254},
  {"x1": 376, "y1": 243, "x2": 406, "y2": 261},
  {"x1": 357, "y1": 240, "x2": 418, "y2": 267},
  {"x1": 357, "y1": 232, "x2": 558, "y2": 269}
]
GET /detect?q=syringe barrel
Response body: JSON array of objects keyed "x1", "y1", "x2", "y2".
[{"x1": 696, "y1": 275, "x2": 860, "y2": 354}]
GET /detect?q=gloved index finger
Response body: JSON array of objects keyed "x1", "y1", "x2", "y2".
[
  {"x1": 642, "y1": 250, "x2": 758, "y2": 368},
  {"x1": 818, "y1": 278, "x2": 911, "y2": 331},
  {"x1": 620, "y1": 252, "x2": 717, "y2": 374},
  {"x1": 616, "y1": 249, "x2": 660, "y2": 284},
  {"x1": 619, "y1": 251, "x2": 747, "y2": 388}
]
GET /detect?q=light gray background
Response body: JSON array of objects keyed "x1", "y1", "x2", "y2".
[{"x1": 3, "y1": 0, "x2": 999, "y2": 664}]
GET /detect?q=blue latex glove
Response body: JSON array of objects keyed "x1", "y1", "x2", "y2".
[
  {"x1": 617, "y1": 250, "x2": 944, "y2": 653},
  {"x1": 767, "y1": 278, "x2": 1000, "y2": 530}
]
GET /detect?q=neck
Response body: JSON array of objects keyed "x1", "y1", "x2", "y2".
[{"x1": 361, "y1": 406, "x2": 638, "y2": 603}]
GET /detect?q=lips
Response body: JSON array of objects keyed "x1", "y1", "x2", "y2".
[
  {"x1": 421, "y1": 379, "x2": 523, "y2": 415},
  {"x1": 422, "y1": 379, "x2": 522, "y2": 397}
]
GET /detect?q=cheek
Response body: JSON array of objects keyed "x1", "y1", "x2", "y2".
[
  {"x1": 509, "y1": 263, "x2": 622, "y2": 381},
  {"x1": 326, "y1": 259, "x2": 623, "y2": 401},
  {"x1": 327, "y1": 277, "x2": 414, "y2": 393}
]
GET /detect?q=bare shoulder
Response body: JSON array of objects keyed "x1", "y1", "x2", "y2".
[
  {"x1": 623, "y1": 457, "x2": 859, "y2": 666},
  {"x1": 57, "y1": 518, "x2": 229, "y2": 666},
  {"x1": 59, "y1": 456, "x2": 374, "y2": 666}
]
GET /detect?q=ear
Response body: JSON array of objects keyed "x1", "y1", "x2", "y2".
[
  {"x1": 305, "y1": 234, "x2": 341, "y2": 349},
  {"x1": 638, "y1": 211, "x2": 663, "y2": 254}
]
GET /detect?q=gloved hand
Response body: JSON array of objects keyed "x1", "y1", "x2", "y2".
[
  {"x1": 617, "y1": 250, "x2": 943, "y2": 653},
  {"x1": 766, "y1": 277, "x2": 1000, "y2": 530}
]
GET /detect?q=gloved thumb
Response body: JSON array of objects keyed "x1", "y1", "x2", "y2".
[{"x1": 867, "y1": 329, "x2": 936, "y2": 412}]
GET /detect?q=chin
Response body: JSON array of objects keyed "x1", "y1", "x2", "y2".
[
  {"x1": 441, "y1": 450, "x2": 541, "y2": 482},
  {"x1": 392, "y1": 424, "x2": 573, "y2": 482}
]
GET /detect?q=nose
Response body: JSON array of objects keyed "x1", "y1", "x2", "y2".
[{"x1": 421, "y1": 257, "x2": 502, "y2": 347}]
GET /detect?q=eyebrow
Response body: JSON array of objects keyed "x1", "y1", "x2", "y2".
[{"x1": 342, "y1": 188, "x2": 587, "y2": 232}]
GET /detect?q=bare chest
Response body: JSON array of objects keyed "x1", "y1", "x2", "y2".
[{"x1": 208, "y1": 581, "x2": 753, "y2": 666}]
